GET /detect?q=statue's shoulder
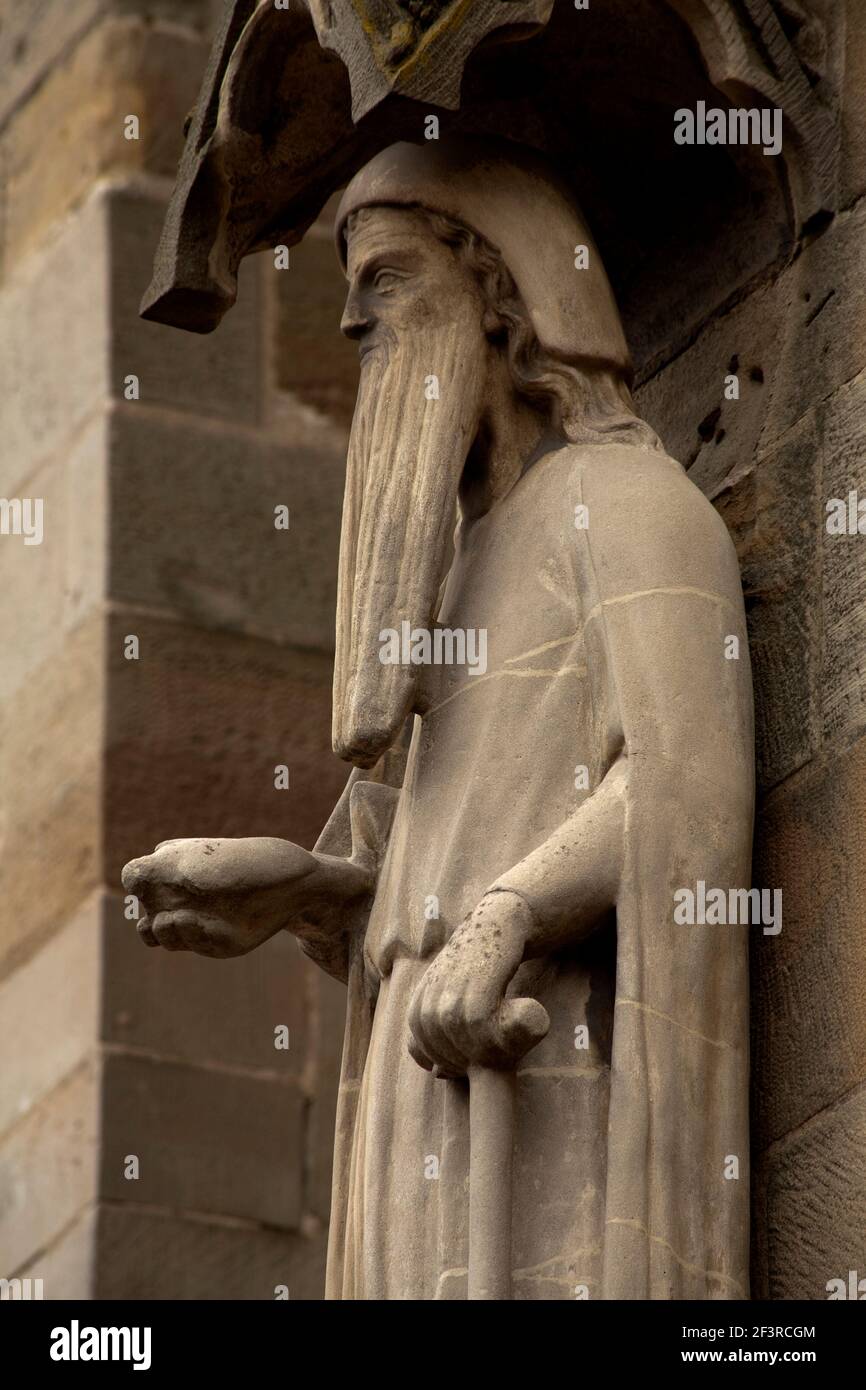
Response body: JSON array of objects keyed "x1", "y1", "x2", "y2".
[
  {"x1": 549, "y1": 440, "x2": 740, "y2": 590},
  {"x1": 551, "y1": 438, "x2": 685, "y2": 494},
  {"x1": 558, "y1": 440, "x2": 729, "y2": 544}
]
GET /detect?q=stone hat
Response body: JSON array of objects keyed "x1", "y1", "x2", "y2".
[{"x1": 335, "y1": 136, "x2": 631, "y2": 378}]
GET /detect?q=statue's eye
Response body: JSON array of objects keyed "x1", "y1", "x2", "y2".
[{"x1": 373, "y1": 269, "x2": 402, "y2": 294}]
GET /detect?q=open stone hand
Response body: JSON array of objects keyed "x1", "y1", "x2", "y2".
[{"x1": 122, "y1": 836, "x2": 370, "y2": 958}]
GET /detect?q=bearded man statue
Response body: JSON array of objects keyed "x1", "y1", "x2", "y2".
[{"x1": 123, "y1": 137, "x2": 754, "y2": 1301}]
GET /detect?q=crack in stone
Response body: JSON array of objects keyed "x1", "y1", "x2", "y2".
[
  {"x1": 615, "y1": 997, "x2": 738, "y2": 1053},
  {"x1": 427, "y1": 663, "x2": 586, "y2": 715},
  {"x1": 605, "y1": 1217, "x2": 746, "y2": 1295}
]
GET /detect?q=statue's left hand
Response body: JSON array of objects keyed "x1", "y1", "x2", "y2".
[{"x1": 407, "y1": 891, "x2": 549, "y2": 1079}]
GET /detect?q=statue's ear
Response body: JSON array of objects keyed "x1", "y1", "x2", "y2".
[{"x1": 482, "y1": 306, "x2": 507, "y2": 338}]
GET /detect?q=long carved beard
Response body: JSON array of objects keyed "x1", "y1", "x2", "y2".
[{"x1": 333, "y1": 321, "x2": 484, "y2": 767}]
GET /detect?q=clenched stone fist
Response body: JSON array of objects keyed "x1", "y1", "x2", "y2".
[{"x1": 408, "y1": 889, "x2": 549, "y2": 1078}]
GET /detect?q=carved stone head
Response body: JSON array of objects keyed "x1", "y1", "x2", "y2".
[{"x1": 331, "y1": 138, "x2": 656, "y2": 769}]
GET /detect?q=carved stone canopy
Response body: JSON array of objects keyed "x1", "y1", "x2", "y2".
[{"x1": 143, "y1": 0, "x2": 843, "y2": 375}]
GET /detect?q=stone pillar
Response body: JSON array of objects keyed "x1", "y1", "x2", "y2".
[{"x1": 0, "y1": 0, "x2": 351, "y2": 1298}]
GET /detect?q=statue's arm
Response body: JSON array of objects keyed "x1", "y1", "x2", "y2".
[
  {"x1": 294, "y1": 775, "x2": 402, "y2": 983},
  {"x1": 121, "y1": 721, "x2": 411, "y2": 983},
  {"x1": 486, "y1": 747, "x2": 627, "y2": 957}
]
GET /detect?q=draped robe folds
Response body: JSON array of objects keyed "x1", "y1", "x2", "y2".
[{"x1": 308, "y1": 440, "x2": 754, "y2": 1301}]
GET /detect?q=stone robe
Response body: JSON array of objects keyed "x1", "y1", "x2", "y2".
[{"x1": 308, "y1": 439, "x2": 753, "y2": 1300}]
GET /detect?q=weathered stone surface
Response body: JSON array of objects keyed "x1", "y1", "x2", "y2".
[
  {"x1": 93, "y1": 1203, "x2": 326, "y2": 1300},
  {"x1": 653, "y1": 341, "x2": 866, "y2": 800},
  {"x1": 310, "y1": 0, "x2": 554, "y2": 120},
  {"x1": 102, "y1": 892, "x2": 308, "y2": 1078},
  {"x1": 0, "y1": 615, "x2": 103, "y2": 980},
  {"x1": 0, "y1": 415, "x2": 106, "y2": 705},
  {"x1": 714, "y1": 410, "x2": 821, "y2": 792},
  {"x1": 0, "y1": 1, "x2": 220, "y2": 127},
  {"x1": 17, "y1": 1206, "x2": 97, "y2": 1299},
  {"x1": 759, "y1": 1082, "x2": 866, "y2": 1301},
  {"x1": 100, "y1": 1051, "x2": 304, "y2": 1228},
  {"x1": 0, "y1": 2, "x2": 101, "y2": 128},
  {"x1": 0, "y1": 1061, "x2": 99, "y2": 1278},
  {"x1": 840, "y1": 0, "x2": 866, "y2": 208},
  {"x1": 106, "y1": 404, "x2": 342, "y2": 650},
  {"x1": 635, "y1": 276, "x2": 780, "y2": 497},
  {"x1": 819, "y1": 365, "x2": 866, "y2": 745},
  {"x1": 639, "y1": 198, "x2": 866, "y2": 494},
  {"x1": 0, "y1": 454, "x2": 67, "y2": 707},
  {"x1": 752, "y1": 734, "x2": 866, "y2": 1149},
  {"x1": 104, "y1": 611, "x2": 347, "y2": 883},
  {"x1": 0, "y1": 18, "x2": 205, "y2": 275},
  {"x1": 109, "y1": 187, "x2": 264, "y2": 426},
  {"x1": 763, "y1": 198, "x2": 866, "y2": 445},
  {"x1": 0, "y1": 190, "x2": 107, "y2": 493},
  {"x1": 0, "y1": 893, "x2": 100, "y2": 1137}
]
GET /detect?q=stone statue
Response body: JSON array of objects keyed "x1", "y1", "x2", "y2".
[{"x1": 123, "y1": 137, "x2": 754, "y2": 1301}]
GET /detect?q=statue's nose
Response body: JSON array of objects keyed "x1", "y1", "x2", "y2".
[{"x1": 340, "y1": 287, "x2": 371, "y2": 339}]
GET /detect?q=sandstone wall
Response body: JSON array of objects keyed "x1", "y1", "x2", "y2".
[
  {"x1": 635, "y1": 0, "x2": 866, "y2": 1298},
  {"x1": 0, "y1": 0, "x2": 353, "y2": 1298}
]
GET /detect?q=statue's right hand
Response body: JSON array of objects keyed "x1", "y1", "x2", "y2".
[{"x1": 121, "y1": 836, "x2": 349, "y2": 958}]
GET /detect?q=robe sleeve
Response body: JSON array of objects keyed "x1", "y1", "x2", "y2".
[{"x1": 298, "y1": 716, "x2": 412, "y2": 982}]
